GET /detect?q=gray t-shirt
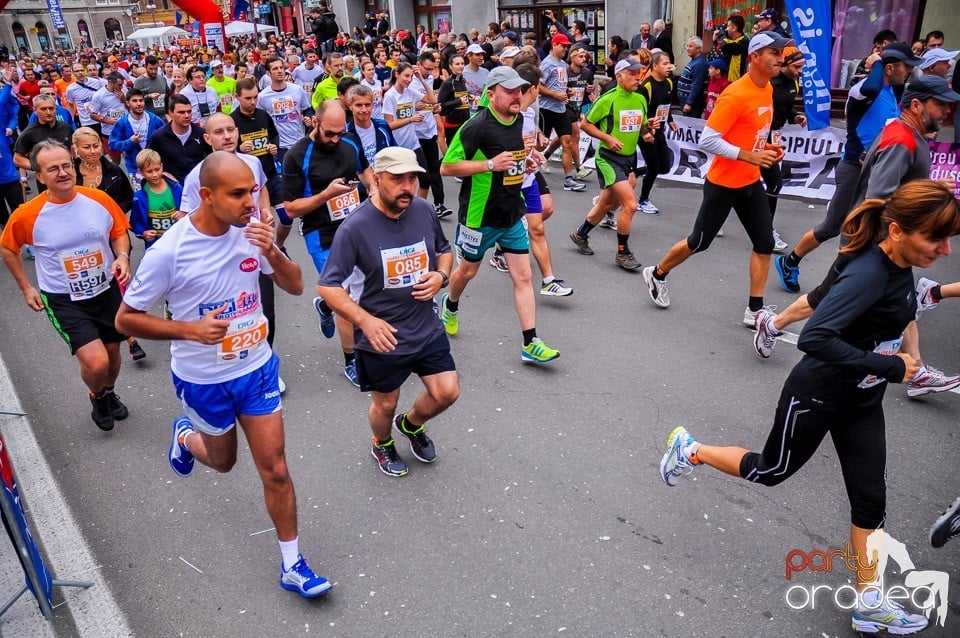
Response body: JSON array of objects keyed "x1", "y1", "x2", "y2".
[
  {"x1": 133, "y1": 73, "x2": 169, "y2": 117},
  {"x1": 318, "y1": 196, "x2": 451, "y2": 354},
  {"x1": 538, "y1": 54, "x2": 568, "y2": 114},
  {"x1": 461, "y1": 65, "x2": 489, "y2": 103}
]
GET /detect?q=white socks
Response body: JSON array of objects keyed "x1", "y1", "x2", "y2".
[{"x1": 279, "y1": 537, "x2": 300, "y2": 571}]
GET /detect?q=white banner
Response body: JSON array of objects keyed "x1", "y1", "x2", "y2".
[
  {"x1": 568, "y1": 115, "x2": 847, "y2": 201},
  {"x1": 203, "y1": 23, "x2": 225, "y2": 52}
]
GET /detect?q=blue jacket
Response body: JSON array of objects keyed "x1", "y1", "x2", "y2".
[
  {"x1": 131, "y1": 176, "x2": 183, "y2": 249},
  {"x1": 344, "y1": 116, "x2": 397, "y2": 167},
  {"x1": 0, "y1": 132, "x2": 18, "y2": 184},
  {"x1": 0, "y1": 85, "x2": 18, "y2": 145},
  {"x1": 109, "y1": 111, "x2": 167, "y2": 175}
]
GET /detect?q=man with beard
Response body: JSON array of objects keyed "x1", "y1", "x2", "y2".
[
  {"x1": 439, "y1": 66, "x2": 560, "y2": 364},
  {"x1": 317, "y1": 147, "x2": 457, "y2": 477},
  {"x1": 133, "y1": 55, "x2": 170, "y2": 118},
  {"x1": 754, "y1": 75, "x2": 960, "y2": 406},
  {"x1": 283, "y1": 100, "x2": 377, "y2": 387}
]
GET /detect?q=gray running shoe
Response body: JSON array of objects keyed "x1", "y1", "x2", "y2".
[{"x1": 569, "y1": 230, "x2": 594, "y2": 255}]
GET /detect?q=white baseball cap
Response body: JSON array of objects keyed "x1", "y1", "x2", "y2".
[{"x1": 920, "y1": 48, "x2": 959, "y2": 70}]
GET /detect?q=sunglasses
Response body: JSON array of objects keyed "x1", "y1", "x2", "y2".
[{"x1": 320, "y1": 128, "x2": 345, "y2": 139}]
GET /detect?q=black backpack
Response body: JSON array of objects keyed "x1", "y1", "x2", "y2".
[{"x1": 317, "y1": 13, "x2": 339, "y2": 41}]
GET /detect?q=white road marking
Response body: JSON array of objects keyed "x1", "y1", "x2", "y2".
[{"x1": 0, "y1": 354, "x2": 132, "y2": 636}]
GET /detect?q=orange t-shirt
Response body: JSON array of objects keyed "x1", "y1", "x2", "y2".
[{"x1": 704, "y1": 74, "x2": 774, "y2": 189}]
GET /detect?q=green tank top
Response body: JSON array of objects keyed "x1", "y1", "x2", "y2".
[{"x1": 145, "y1": 184, "x2": 176, "y2": 236}]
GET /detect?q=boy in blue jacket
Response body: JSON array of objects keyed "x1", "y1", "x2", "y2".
[{"x1": 130, "y1": 149, "x2": 184, "y2": 250}]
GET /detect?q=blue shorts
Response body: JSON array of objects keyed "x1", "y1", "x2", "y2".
[
  {"x1": 303, "y1": 230, "x2": 331, "y2": 275},
  {"x1": 455, "y1": 219, "x2": 530, "y2": 262},
  {"x1": 172, "y1": 352, "x2": 282, "y2": 436},
  {"x1": 355, "y1": 332, "x2": 456, "y2": 393},
  {"x1": 521, "y1": 180, "x2": 543, "y2": 214}
]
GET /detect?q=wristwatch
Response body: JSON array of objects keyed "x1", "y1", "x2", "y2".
[
  {"x1": 487, "y1": 159, "x2": 495, "y2": 171},
  {"x1": 436, "y1": 271, "x2": 449, "y2": 288}
]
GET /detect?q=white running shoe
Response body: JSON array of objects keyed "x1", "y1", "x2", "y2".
[
  {"x1": 851, "y1": 597, "x2": 928, "y2": 635},
  {"x1": 540, "y1": 278, "x2": 574, "y2": 297},
  {"x1": 642, "y1": 266, "x2": 670, "y2": 308},
  {"x1": 742, "y1": 305, "x2": 776, "y2": 329},
  {"x1": 637, "y1": 199, "x2": 659, "y2": 214},
  {"x1": 541, "y1": 162, "x2": 552, "y2": 174},
  {"x1": 907, "y1": 365, "x2": 960, "y2": 398},
  {"x1": 574, "y1": 166, "x2": 593, "y2": 180},
  {"x1": 598, "y1": 211, "x2": 618, "y2": 230},
  {"x1": 753, "y1": 308, "x2": 782, "y2": 358},
  {"x1": 915, "y1": 277, "x2": 940, "y2": 318},
  {"x1": 772, "y1": 229, "x2": 788, "y2": 253}
]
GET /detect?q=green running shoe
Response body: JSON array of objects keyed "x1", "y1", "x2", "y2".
[
  {"x1": 440, "y1": 292, "x2": 458, "y2": 336},
  {"x1": 521, "y1": 338, "x2": 559, "y2": 364}
]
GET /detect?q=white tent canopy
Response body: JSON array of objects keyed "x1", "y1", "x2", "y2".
[
  {"x1": 126, "y1": 26, "x2": 190, "y2": 49},
  {"x1": 225, "y1": 21, "x2": 279, "y2": 36}
]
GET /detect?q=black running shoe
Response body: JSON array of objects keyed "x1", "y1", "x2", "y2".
[
  {"x1": 371, "y1": 439, "x2": 408, "y2": 477},
  {"x1": 129, "y1": 340, "x2": 147, "y2": 361},
  {"x1": 394, "y1": 413, "x2": 436, "y2": 463},
  {"x1": 931, "y1": 496, "x2": 960, "y2": 548},
  {"x1": 106, "y1": 391, "x2": 129, "y2": 420},
  {"x1": 89, "y1": 393, "x2": 114, "y2": 431}
]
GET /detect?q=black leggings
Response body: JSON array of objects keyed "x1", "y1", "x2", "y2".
[
  {"x1": 760, "y1": 161, "x2": 782, "y2": 218},
  {"x1": 417, "y1": 136, "x2": 444, "y2": 205},
  {"x1": 686, "y1": 179, "x2": 774, "y2": 255},
  {"x1": 739, "y1": 386, "x2": 887, "y2": 529},
  {"x1": 813, "y1": 161, "x2": 861, "y2": 243},
  {"x1": 0, "y1": 179, "x2": 24, "y2": 225},
  {"x1": 639, "y1": 132, "x2": 670, "y2": 201}
]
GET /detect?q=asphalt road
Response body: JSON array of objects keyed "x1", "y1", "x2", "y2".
[{"x1": 1, "y1": 170, "x2": 958, "y2": 638}]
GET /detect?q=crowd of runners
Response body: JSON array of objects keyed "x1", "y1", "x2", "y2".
[{"x1": 1, "y1": 9, "x2": 959, "y2": 634}]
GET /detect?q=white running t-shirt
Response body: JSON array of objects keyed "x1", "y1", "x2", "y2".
[{"x1": 123, "y1": 216, "x2": 275, "y2": 384}]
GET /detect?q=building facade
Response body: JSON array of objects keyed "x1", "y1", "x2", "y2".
[{"x1": 0, "y1": 0, "x2": 142, "y2": 52}]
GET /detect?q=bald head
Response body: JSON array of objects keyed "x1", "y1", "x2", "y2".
[
  {"x1": 315, "y1": 99, "x2": 347, "y2": 147},
  {"x1": 200, "y1": 151, "x2": 251, "y2": 191},
  {"x1": 205, "y1": 112, "x2": 233, "y2": 130}
]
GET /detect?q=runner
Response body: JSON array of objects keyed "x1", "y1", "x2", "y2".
[
  {"x1": 132, "y1": 55, "x2": 169, "y2": 119},
  {"x1": 291, "y1": 49, "x2": 324, "y2": 97},
  {"x1": 87, "y1": 72, "x2": 127, "y2": 163},
  {"x1": 283, "y1": 99, "x2": 376, "y2": 386},
  {"x1": 317, "y1": 147, "x2": 458, "y2": 477},
  {"x1": 64, "y1": 63, "x2": 105, "y2": 131},
  {"x1": 311, "y1": 53, "x2": 345, "y2": 109},
  {"x1": 659, "y1": 179, "x2": 960, "y2": 636},
  {"x1": 0, "y1": 141, "x2": 132, "y2": 431},
  {"x1": 569, "y1": 58, "x2": 652, "y2": 271},
  {"x1": 130, "y1": 148, "x2": 183, "y2": 250},
  {"x1": 231, "y1": 78, "x2": 288, "y2": 249},
  {"x1": 641, "y1": 32, "x2": 793, "y2": 327},
  {"x1": 107, "y1": 88, "x2": 166, "y2": 179},
  {"x1": 774, "y1": 43, "x2": 921, "y2": 293},
  {"x1": 538, "y1": 33, "x2": 586, "y2": 192},
  {"x1": 754, "y1": 76, "x2": 960, "y2": 397},
  {"x1": 636, "y1": 51, "x2": 677, "y2": 215},
  {"x1": 409, "y1": 52, "x2": 451, "y2": 219},
  {"x1": 115, "y1": 151, "x2": 331, "y2": 599},
  {"x1": 762, "y1": 46, "x2": 806, "y2": 254},
  {"x1": 258, "y1": 57, "x2": 314, "y2": 250},
  {"x1": 564, "y1": 44, "x2": 595, "y2": 182},
  {"x1": 178, "y1": 65, "x2": 220, "y2": 126},
  {"x1": 206, "y1": 60, "x2": 236, "y2": 116},
  {"x1": 439, "y1": 66, "x2": 560, "y2": 364},
  {"x1": 13, "y1": 94, "x2": 73, "y2": 192},
  {"x1": 344, "y1": 84, "x2": 398, "y2": 168},
  {"x1": 146, "y1": 94, "x2": 209, "y2": 183}
]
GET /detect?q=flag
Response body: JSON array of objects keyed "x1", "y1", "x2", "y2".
[
  {"x1": 175, "y1": 10, "x2": 182, "y2": 26},
  {"x1": 785, "y1": 0, "x2": 833, "y2": 130},
  {"x1": 233, "y1": 0, "x2": 249, "y2": 20}
]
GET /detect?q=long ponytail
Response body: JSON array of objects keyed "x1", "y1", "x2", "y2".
[{"x1": 841, "y1": 179, "x2": 960, "y2": 254}]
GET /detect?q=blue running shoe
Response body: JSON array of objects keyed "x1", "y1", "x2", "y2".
[
  {"x1": 774, "y1": 255, "x2": 800, "y2": 293},
  {"x1": 280, "y1": 555, "x2": 333, "y2": 598},
  {"x1": 851, "y1": 598, "x2": 928, "y2": 635},
  {"x1": 169, "y1": 416, "x2": 195, "y2": 477},
  {"x1": 659, "y1": 426, "x2": 698, "y2": 486},
  {"x1": 344, "y1": 359, "x2": 360, "y2": 388},
  {"x1": 931, "y1": 496, "x2": 960, "y2": 548},
  {"x1": 313, "y1": 296, "x2": 335, "y2": 339}
]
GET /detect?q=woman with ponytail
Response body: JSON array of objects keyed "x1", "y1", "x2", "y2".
[{"x1": 658, "y1": 179, "x2": 960, "y2": 635}]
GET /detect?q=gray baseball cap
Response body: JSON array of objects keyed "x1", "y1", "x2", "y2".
[{"x1": 485, "y1": 65, "x2": 530, "y2": 90}]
